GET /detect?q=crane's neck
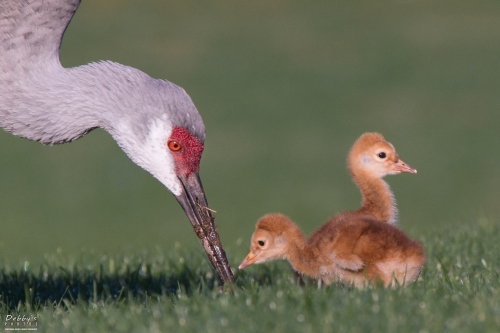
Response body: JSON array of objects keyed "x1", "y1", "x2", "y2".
[
  {"x1": 0, "y1": 61, "x2": 150, "y2": 144},
  {"x1": 283, "y1": 225, "x2": 321, "y2": 278},
  {"x1": 351, "y1": 169, "x2": 397, "y2": 224}
]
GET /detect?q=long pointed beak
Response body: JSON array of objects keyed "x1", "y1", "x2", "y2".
[
  {"x1": 238, "y1": 252, "x2": 257, "y2": 269},
  {"x1": 175, "y1": 172, "x2": 234, "y2": 284},
  {"x1": 392, "y1": 159, "x2": 417, "y2": 174}
]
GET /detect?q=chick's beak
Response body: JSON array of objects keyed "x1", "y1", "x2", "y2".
[
  {"x1": 238, "y1": 252, "x2": 257, "y2": 269},
  {"x1": 175, "y1": 171, "x2": 234, "y2": 284},
  {"x1": 392, "y1": 159, "x2": 417, "y2": 174}
]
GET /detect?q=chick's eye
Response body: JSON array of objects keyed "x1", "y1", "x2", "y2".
[
  {"x1": 378, "y1": 152, "x2": 386, "y2": 159},
  {"x1": 258, "y1": 240, "x2": 265, "y2": 247},
  {"x1": 168, "y1": 140, "x2": 182, "y2": 152}
]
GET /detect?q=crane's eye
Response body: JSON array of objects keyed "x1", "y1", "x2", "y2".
[
  {"x1": 168, "y1": 140, "x2": 182, "y2": 152},
  {"x1": 378, "y1": 152, "x2": 386, "y2": 159},
  {"x1": 258, "y1": 240, "x2": 265, "y2": 247}
]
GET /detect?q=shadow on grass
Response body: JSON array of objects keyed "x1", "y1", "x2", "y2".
[{"x1": 0, "y1": 263, "x2": 217, "y2": 310}]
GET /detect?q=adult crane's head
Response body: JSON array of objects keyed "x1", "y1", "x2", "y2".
[
  {"x1": 110, "y1": 79, "x2": 207, "y2": 210},
  {"x1": 0, "y1": 0, "x2": 233, "y2": 284},
  {"x1": 103, "y1": 76, "x2": 233, "y2": 283}
]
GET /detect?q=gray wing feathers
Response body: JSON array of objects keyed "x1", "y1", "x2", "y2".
[
  {"x1": 0, "y1": 0, "x2": 81, "y2": 67},
  {"x1": 0, "y1": 0, "x2": 206, "y2": 145}
]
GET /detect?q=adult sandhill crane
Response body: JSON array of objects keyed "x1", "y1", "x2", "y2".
[{"x1": 0, "y1": 0, "x2": 234, "y2": 283}]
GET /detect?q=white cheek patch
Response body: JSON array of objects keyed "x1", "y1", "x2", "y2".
[
  {"x1": 360, "y1": 155, "x2": 371, "y2": 165},
  {"x1": 114, "y1": 118, "x2": 182, "y2": 196},
  {"x1": 275, "y1": 235, "x2": 285, "y2": 248},
  {"x1": 360, "y1": 154, "x2": 385, "y2": 176}
]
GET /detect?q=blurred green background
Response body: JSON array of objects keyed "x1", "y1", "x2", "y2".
[{"x1": 1, "y1": 0, "x2": 499, "y2": 265}]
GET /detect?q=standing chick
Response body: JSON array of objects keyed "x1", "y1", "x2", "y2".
[{"x1": 344, "y1": 132, "x2": 416, "y2": 224}]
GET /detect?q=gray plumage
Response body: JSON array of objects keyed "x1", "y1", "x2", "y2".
[
  {"x1": 0, "y1": 0, "x2": 235, "y2": 283},
  {"x1": 0, "y1": 0, "x2": 205, "y2": 146}
]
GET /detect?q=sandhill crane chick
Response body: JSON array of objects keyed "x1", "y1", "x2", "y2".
[{"x1": 240, "y1": 214, "x2": 425, "y2": 287}]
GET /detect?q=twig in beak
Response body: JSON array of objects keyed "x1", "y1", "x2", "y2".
[{"x1": 196, "y1": 202, "x2": 217, "y2": 213}]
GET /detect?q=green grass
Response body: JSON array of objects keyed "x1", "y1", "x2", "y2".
[{"x1": 1, "y1": 221, "x2": 499, "y2": 332}]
